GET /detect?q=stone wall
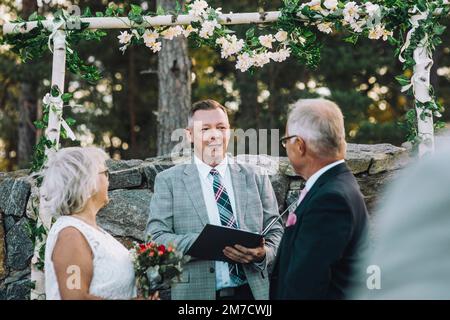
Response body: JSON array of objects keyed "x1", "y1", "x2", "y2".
[
  {"x1": 0, "y1": 143, "x2": 410, "y2": 300},
  {"x1": 0, "y1": 173, "x2": 33, "y2": 300}
]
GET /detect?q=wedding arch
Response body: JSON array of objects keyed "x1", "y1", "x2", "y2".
[{"x1": 2, "y1": 0, "x2": 449, "y2": 299}]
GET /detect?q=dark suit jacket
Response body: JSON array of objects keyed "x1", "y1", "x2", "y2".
[{"x1": 270, "y1": 162, "x2": 369, "y2": 300}]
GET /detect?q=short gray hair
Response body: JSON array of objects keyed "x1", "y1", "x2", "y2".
[
  {"x1": 287, "y1": 99, "x2": 346, "y2": 158},
  {"x1": 39, "y1": 147, "x2": 109, "y2": 216}
]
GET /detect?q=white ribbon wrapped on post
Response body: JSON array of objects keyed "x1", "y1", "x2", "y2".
[
  {"x1": 398, "y1": 7, "x2": 428, "y2": 63},
  {"x1": 46, "y1": 19, "x2": 65, "y2": 53},
  {"x1": 398, "y1": 7, "x2": 435, "y2": 155},
  {"x1": 43, "y1": 93, "x2": 77, "y2": 142},
  {"x1": 400, "y1": 33, "x2": 433, "y2": 104},
  {"x1": 46, "y1": 19, "x2": 74, "y2": 54}
]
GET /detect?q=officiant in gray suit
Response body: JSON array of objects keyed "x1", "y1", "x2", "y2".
[{"x1": 146, "y1": 99, "x2": 283, "y2": 300}]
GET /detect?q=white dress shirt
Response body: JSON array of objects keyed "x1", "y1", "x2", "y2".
[
  {"x1": 194, "y1": 155, "x2": 245, "y2": 290},
  {"x1": 303, "y1": 159, "x2": 345, "y2": 195}
]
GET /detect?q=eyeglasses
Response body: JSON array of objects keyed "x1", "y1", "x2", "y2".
[
  {"x1": 279, "y1": 135, "x2": 298, "y2": 148},
  {"x1": 99, "y1": 169, "x2": 110, "y2": 179}
]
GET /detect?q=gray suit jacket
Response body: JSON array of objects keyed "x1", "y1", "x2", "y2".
[{"x1": 146, "y1": 159, "x2": 283, "y2": 300}]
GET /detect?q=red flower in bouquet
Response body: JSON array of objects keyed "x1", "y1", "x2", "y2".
[{"x1": 131, "y1": 238, "x2": 186, "y2": 299}]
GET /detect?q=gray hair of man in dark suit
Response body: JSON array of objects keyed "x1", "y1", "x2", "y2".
[{"x1": 287, "y1": 99, "x2": 347, "y2": 159}]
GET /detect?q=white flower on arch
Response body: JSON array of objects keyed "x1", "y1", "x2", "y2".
[
  {"x1": 365, "y1": 2, "x2": 381, "y2": 17},
  {"x1": 147, "y1": 41, "x2": 162, "y2": 53},
  {"x1": 317, "y1": 22, "x2": 333, "y2": 34},
  {"x1": 253, "y1": 52, "x2": 271, "y2": 67},
  {"x1": 304, "y1": 0, "x2": 322, "y2": 11},
  {"x1": 117, "y1": 31, "x2": 132, "y2": 44},
  {"x1": 183, "y1": 25, "x2": 198, "y2": 37},
  {"x1": 350, "y1": 20, "x2": 366, "y2": 33},
  {"x1": 368, "y1": 24, "x2": 392, "y2": 41},
  {"x1": 216, "y1": 35, "x2": 244, "y2": 58},
  {"x1": 343, "y1": 2, "x2": 360, "y2": 24},
  {"x1": 324, "y1": 0, "x2": 338, "y2": 11},
  {"x1": 161, "y1": 26, "x2": 184, "y2": 40},
  {"x1": 269, "y1": 48, "x2": 291, "y2": 62},
  {"x1": 189, "y1": 0, "x2": 209, "y2": 19},
  {"x1": 143, "y1": 29, "x2": 159, "y2": 45},
  {"x1": 259, "y1": 34, "x2": 275, "y2": 49},
  {"x1": 236, "y1": 52, "x2": 254, "y2": 72},
  {"x1": 275, "y1": 30, "x2": 288, "y2": 42},
  {"x1": 199, "y1": 20, "x2": 220, "y2": 38}
]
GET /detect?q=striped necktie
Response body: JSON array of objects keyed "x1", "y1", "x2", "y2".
[{"x1": 209, "y1": 168, "x2": 246, "y2": 285}]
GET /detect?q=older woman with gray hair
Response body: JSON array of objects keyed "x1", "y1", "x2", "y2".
[{"x1": 41, "y1": 147, "x2": 157, "y2": 300}]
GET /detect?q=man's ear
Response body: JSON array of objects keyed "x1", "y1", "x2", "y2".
[
  {"x1": 297, "y1": 137, "x2": 306, "y2": 156},
  {"x1": 185, "y1": 128, "x2": 193, "y2": 144}
]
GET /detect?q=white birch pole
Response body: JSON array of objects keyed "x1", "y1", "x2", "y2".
[
  {"x1": 30, "y1": 30, "x2": 67, "y2": 300},
  {"x1": 397, "y1": 9, "x2": 436, "y2": 157},
  {"x1": 3, "y1": 12, "x2": 281, "y2": 34},
  {"x1": 412, "y1": 43, "x2": 435, "y2": 156},
  {"x1": 45, "y1": 30, "x2": 66, "y2": 151}
]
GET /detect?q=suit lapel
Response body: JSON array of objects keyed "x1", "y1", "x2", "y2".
[
  {"x1": 229, "y1": 164, "x2": 248, "y2": 229},
  {"x1": 182, "y1": 164, "x2": 210, "y2": 227},
  {"x1": 285, "y1": 163, "x2": 351, "y2": 251}
]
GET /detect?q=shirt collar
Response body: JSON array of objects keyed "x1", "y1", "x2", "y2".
[
  {"x1": 194, "y1": 154, "x2": 228, "y2": 179},
  {"x1": 304, "y1": 159, "x2": 345, "y2": 191}
]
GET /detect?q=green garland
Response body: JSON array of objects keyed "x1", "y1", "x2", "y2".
[
  {"x1": 31, "y1": 85, "x2": 75, "y2": 174},
  {"x1": 3, "y1": 2, "x2": 449, "y2": 145}
]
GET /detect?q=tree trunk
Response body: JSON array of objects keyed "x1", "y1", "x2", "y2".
[
  {"x1": 18, "y1": 83, "x2": 37, "y2": 168},
  {"x1": 235, "y1": 71, "x2": 260, "y2": 130},
  {"x1": 157, "y1": 0, "x2": 191, "y2": 156},
  {"x1": 267, "y1": 63, "x2": 282, "y2": 130},
  {"x1": 17, "y1": 0, "x2": 38, "y2": 169}
]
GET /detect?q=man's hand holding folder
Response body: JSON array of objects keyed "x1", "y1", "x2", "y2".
[
  {"x1": 185, "y1": 224, "x2": 266, "y2": 263},
  {"x1": 186, "y1": 201, "x2": 297, "y2": 264},
  {"x1": 223, "y1": 238, "x2": 266, "y2": 264}
]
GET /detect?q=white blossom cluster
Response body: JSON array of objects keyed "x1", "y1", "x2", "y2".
[
  {"x1": 299, "y1": 0, "x2": 393, "y2": 41},
  {"x1": 114, "y1": 0, "x2": 298, "y2": 71},
  {"x1": 112, "y1": 0, "x2": 391, "y2": 71},
  {"x1": 117, "y1": 24, "x2": 197, "y2": 54}
]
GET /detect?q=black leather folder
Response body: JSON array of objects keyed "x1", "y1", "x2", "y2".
[{"x1": 186, "y1": 224, "x2": 263, "y2": 263}]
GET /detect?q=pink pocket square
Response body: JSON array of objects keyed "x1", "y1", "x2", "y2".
[{"x1": 286, "y1": 212, "x2": 297, "y2": 227}]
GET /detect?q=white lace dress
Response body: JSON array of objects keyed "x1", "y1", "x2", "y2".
[{"x1": 44, "y1": 216, "x2": 137, "y2": 300}]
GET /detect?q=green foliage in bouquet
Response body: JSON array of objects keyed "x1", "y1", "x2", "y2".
[{"x1": 131, "y1": 239, "x2": 188, "y2": 299}]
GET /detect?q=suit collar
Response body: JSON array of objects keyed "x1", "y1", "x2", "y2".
[
  {"x1": 305, "y1": 159, "x2": 345, "y2": 191},
  {"x1": 312, "y1": 162, "x2": 350, "y2": 189},
  {"x1": 183, "y1": 158, "x2": 247, "y2": 228},
  {"x1": 193, "y1": 154, "x2": 229, "y2": 179},
  {"x1": 184, "y1": 154, "x2": 239, "y2": 176},
  {"x1": 295, "y1": 162, "x2": 350, "y2": 214}
]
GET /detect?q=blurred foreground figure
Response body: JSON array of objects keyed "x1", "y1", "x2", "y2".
[{"x1": 355, "y1": 145, "x2": 450, "y2": 299}]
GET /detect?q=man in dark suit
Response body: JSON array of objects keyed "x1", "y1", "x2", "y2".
[{"x1": 271, "y1": 98, "x2": 369, "y2": 300}]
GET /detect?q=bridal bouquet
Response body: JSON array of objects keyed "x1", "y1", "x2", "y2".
[{"x1": 131, "y1": 239, "x2": 185, "y2": 298}]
